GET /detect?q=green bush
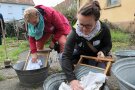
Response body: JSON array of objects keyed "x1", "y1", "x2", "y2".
[
  {"x1": 54, "y1": 0, "x2": 77, "y2": 26},
  {"x1": 5, "y1": 22, "x2": 15, "y2": 37},
  {"x1": 5, "y1": 20, "x2": 26, "y2": 40}
]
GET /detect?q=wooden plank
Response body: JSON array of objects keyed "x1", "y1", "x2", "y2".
[
  {"x1": 79, "y1": 64, "x2": 105, "y2": 71},
  {"x1": 76, "y1": 55, "x2": 114, "y2": 75},
  {"x1": 81, "y1": 55, "x2": 114, "y2": 62},
  {"x1": 104, "y1": 62, "x2": 112, "y2": 75},
  {"x1": 23, "y1": 51, "x2": 30, "y2": 70}
]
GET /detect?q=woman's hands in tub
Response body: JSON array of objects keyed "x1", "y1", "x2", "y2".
[
  {"x1": 31, "y1": 53, "x2": 38, "y2": 63},
  {"x1": 70, "y1": 80, "x2": 84, "y2": 90},
  {"x1": 49, "y1": 41, "x2": 55, "y2": 49}
]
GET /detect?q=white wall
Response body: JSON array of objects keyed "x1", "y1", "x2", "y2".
[{"x1": 0, "y1": 3, "x2": 34, "y2": 21}]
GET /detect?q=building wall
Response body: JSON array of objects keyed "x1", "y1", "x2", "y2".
[
  {"x1": 99, "y1": 0, "x2": 135, "y2": 23},
  {"x1": 78, "y1": 0, "x2": 135, "y2": 23},
  {"x1": 0, "y1": 3, "x2": 33, "y2": 21},
  {"x1": 79, "y1": 0, "x2": 87, "y2": 7},
  {"x1": 78, "y1": 0, "x2": 135, "y2": 32}
]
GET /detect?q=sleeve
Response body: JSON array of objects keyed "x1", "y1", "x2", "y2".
[
  {"x1": 100, "y1": 24, "x2": 112, "y2": 56},
  {"x1": 29, "y1": 36, "x2": 37, "y2": 54},
  {"x1": 61, "y1": 30, "x2": 77, "y2": 82},
  {"x1": 51, "y1": 11, "x2": 68, "y2": 43},
  {"x1": 0, "y1": 14, "x2": 5, "y2": 29}
]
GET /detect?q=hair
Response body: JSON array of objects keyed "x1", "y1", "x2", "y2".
[
  {"x1": 78, "y1": 0, "x2": 101, "y2": 21},
  {"x1": 24, "y1": 7, "x2": 40, "y2": 22}
]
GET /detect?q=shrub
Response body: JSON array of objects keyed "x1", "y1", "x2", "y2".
[
  {"x1": 5, "y1": 21, "x2": 15, "y2": 37},
  {"x1": 5, "y1": 19, "x2": 26, "y2": 40},
  {"x1": 54, "y1": 0, "x2": 77, "y2": 26}
]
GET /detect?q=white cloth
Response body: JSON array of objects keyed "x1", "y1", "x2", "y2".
[
  {"x1": 75, "y1": 20, "x2": 101, "y2": 41},
  {"x1": 26, "y1": 58, "x2": 43, "y2": 70},
  {"x1": 48, "y1": 49, "x2": 62, "y2": 70},
  {"x1": 59, "y1": 71, "x2": 106, "y2": 90},
  {"x1": 48, "y1": 49, "x2": 59, "y2": 65}
]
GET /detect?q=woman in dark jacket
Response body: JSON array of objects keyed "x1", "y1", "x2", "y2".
[
  {"x1": 61, "y1": 1, "x2": 112, "y2": 90},
  {"x1": 0, "y1": 13, "x2": 5, "y2": 45}
]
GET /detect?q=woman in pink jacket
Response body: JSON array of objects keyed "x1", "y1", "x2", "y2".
[{"x1": 24, "y1": 5, "x2": 71, "y2": 62}]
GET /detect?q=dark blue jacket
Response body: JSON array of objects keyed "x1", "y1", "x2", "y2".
[{"x1": 0, "y1": 13, "x2": 5, "y2": 34}]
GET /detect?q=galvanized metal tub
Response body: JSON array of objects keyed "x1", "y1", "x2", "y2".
[
  {"x1": 43, "y1": 64, "x2": 109, "y2": 90},
  {"x1": 13, "y1": 50, "x2": 51, "y2": 87},
  {"x1": 112, "y1": 57, "x2": 135, "y2": 90},
  {"x1": 13, "y1": 61, "x2": 49, "y2": 87},
  {"x1": 115, "y1": 50, "x2": 135, "y2": 59}
]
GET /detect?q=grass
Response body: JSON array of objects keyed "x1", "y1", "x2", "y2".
[
  {"x1": 0, "y1": 37, "x2": 51, "y2": 62},
  {"x1": 0, "y1": 29, "x2": 133, "y2": 62},
  {"x1": 111, "y1": 29, "x2": 131, "y2": 52},
  {"x1": 0, "y1": 75, "x2": 4, "y2": 81},
  {"x1": 0, "y1": 37, "x2": 29, "y2": 62},
  {"x1": 111, "y1": 30, "x2": 130, "y2": 43}
]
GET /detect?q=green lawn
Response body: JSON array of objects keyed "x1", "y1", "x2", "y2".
[
  {"x1": 111, "y1": 29, "x2": 132, "y2": 52},
  {"x1": 0, "y1": 29, "x2": 133, "y2": 62},
  {"x1": 0, "y1": 37, "x2": 29, "y2": 62},
  {"x1": 0, "y1": 75, "x2": 4, "y2": 81}
]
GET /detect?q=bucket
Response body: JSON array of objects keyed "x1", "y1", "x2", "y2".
[
  {"x1": 13, "y1": 49, "x2": 51, "y2": 87},
  {"x1": 43, "y1": 65, "x2": 109, "y2": 90},
  {"x1": 115, "y1": 50, "x2": 135, "y2": 59},
  {"x1": 13, "y1": 61, "x2": 49, "y2": 87},
  {"x1": 112, "y1": 57, "x2": 135, "y2": 90}
]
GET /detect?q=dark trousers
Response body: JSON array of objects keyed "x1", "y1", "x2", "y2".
[{"x1": 0, "y1": 34, "x2": 2, "y2": 45}]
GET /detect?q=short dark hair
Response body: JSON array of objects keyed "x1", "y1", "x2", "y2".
[{"x1": 78, "y1": 1, "x2": 101, "y2": 21}]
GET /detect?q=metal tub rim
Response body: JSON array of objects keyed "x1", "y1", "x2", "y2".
[
  {"x1": 111, "y1": 57, "x2": 135, "y2": 89},
  {"x1": 43, "y1": 65, "x2": 108, "y2": 90},
  {"x1": 115, "y1": 50, "x2": 135, "y2": 57}
]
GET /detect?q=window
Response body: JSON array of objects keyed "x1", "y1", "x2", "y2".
[{"x1": 107, "y1": 0, "x2": 120, "y2": 7}]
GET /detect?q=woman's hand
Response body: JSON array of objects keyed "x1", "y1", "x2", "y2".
[
  {"x1": 49, "y1": 41, "x2": 55, "y2": 49},
  {"x1": 97, "y1": 51, "x2": 105, "y2": 62},
  {"x1": 31, "y1": 53, "x2": 38, "y2": 63},
  {"x1": 97, "y1": 51, "x2": 105, "y2": 58},
  {"x1": 70, "y1": 80, "x2": 84, "y2": 90}
]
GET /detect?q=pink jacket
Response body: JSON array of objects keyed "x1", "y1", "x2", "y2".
[{"x1": 29, "y1": 5, "x2": 71, "y2": 53}]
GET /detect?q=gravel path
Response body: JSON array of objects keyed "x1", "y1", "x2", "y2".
[{"x1": 0, "y1": 77, "x2": 43, "y2": 90}]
